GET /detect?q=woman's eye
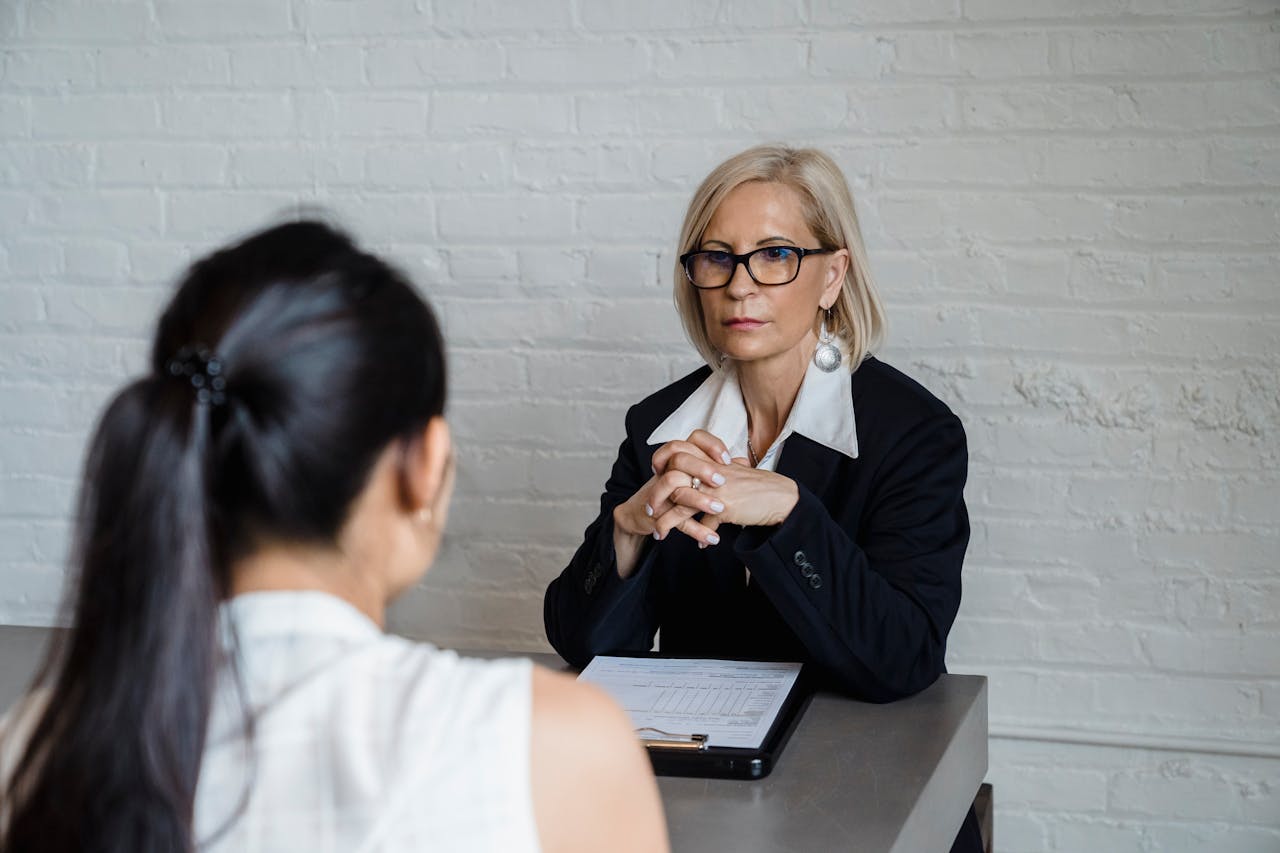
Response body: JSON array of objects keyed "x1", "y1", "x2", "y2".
[
  {"x1": 762, "y1": 247, "x2": 795, "y2": 262},
  {"x1": 707, "y1": 251, "x2": 732, "y2": 265}
]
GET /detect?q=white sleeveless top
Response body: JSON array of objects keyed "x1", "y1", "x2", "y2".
[
  {"x1": 0, "y1": 591, "x2": 540, "y2": 852},
  {"x1": 194, "y1": 591, "x2": 541, "y2": 852}
]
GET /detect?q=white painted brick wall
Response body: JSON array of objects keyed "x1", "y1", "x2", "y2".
[{"x1": 1, "y1": 1, "x2": 1277, "y2": 849}]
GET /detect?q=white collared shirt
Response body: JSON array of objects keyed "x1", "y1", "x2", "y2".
[
  {"x1": 647, "y1": 356, "x2": 859, "y2": 471},
  {"x1": 194, "y1": 591, "x2": 540, "y2": 853}
]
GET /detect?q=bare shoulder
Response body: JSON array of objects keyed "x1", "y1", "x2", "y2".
[
  {"x1": 532, "y1": 666, "x2": 630, "y2": 735},
  {"x1": 529, "y1": 666, "x2": 669, "y2": 853},
  {"x1": 529, "y1": 667, "x2": 646, "y2": 783}
]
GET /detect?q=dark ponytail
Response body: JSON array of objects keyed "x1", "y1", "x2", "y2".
[{"x1": 1, "y1": 221, "x2": 447, "y2": 853}]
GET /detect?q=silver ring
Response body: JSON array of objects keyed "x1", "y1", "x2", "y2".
[{"x1": 690, "y1": 477, "x2": 701, "y2": 491}]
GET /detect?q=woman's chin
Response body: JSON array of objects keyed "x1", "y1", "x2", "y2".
[{"x1": 714, "y1": 335, "x2": 791, "y2": 365}]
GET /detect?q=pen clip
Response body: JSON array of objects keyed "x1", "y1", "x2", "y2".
[{"x1": 635, "y1": 727, "x2": 709, "y2": 751}]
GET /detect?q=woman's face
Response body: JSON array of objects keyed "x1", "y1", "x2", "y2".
[{"x1": 696, "y1": 181, "x2": 847, "y2": 368}]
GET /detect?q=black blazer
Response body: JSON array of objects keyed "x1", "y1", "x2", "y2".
[{"x1": 543, "y1": 356, "x2": 970, "y2": 702}]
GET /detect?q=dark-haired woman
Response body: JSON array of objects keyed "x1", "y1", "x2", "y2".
[{"x1": 0, "y1": 221, "x2": 667, "y2": 853}]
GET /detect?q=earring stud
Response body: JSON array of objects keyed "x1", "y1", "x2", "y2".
[{"x1": 415, "y1": 507, "x2": 433, "y2": 525}]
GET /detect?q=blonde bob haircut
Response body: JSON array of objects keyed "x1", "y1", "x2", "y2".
[{"x1": 672, "y1": 144, "x2": 887, "y2": 371}]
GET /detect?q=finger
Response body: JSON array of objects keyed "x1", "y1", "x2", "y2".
[
  {"x1": 675, "y1": 515, "x2": 721, "y2": 548},
  {"x1": 651, "y1": 440, "x2": 714, "y2": 475},
  {"x1": 650, "y1": 504, "x2": 698, "y2": 540},
  {"x1": 614, "y1": 491, "x2": 659, "y2": 537},
  {"x1": 730, "y1": 456, "x2": 751, "y2": 467},
  {"x1": 646, "y1": 468, "x2": 697, "y2": 518},
  {"x1": 696, "y1": 514, "x2": 723, "y2": 549},
  {"x1": 666, "y1": 484, "x2": 726, "y2": 518},
  {"x1": 687, "y1": 429, "x2": 734, "y2": 465},
  {"x1": 663, "y1": 451, "x2": 727, "y2": 490}
]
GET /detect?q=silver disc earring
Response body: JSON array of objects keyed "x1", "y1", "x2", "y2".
[{"x1": 813, "y1": 309, "x2": 842, "y2": 373}]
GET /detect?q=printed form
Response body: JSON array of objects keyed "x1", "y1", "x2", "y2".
[{"x1": 578, "y1": 656, "x2": 802, "y2": 748}]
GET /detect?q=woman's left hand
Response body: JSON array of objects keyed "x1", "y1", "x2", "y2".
[{"x1": 653, "y1": 449, "x2": 799, "y2": 543}]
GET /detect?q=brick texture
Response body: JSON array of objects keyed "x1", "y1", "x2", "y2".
[{"x1": 1, "y1": 1, "x2": 1277, "y2": 849}]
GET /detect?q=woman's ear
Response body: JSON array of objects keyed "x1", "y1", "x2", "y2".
[
  {"x1": 401, "y1": 416, "x2": 453, "y2": 519},
  {"x1": 821, "y1": 249, "x2": 850, "y2": 309}
]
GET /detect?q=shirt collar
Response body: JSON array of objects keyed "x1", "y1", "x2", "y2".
[
  {"x1": 220, "y1": 590, "x2": 383, "y2": 646},
  {"x1": 647, "y1": 353, "x2": 859, "y2": 465}
]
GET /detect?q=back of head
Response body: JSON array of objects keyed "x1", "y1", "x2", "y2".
[
  {"x1": 0, "y1": 220, "x2": 446, "y2": 853},
  {"x1": 153, "y1": 219, "x2": 446, "y2": 558}
]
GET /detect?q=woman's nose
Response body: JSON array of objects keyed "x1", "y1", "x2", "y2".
[{"x1": 724, "y1": 260, "x2": 758, "y2": 298}]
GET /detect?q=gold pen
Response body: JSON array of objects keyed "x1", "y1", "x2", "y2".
[{"x1": 635, "y1": 727, "x2": 709, "y2": 751}]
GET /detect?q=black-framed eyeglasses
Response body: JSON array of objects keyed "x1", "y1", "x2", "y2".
[{"x1": 679, "y1": 246, "x2": 835, "y2": 290}]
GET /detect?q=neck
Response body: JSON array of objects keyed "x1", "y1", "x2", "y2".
[
  {"x1": 230, "y1": 542, "x2": 387, "y2": 629},
  {"x1": 736, "y1": 335, "x2": 815, "y2": 451}
]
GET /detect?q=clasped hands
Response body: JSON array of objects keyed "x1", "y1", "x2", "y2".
[{"x1": 613, "y1": 429, "x2": 799, "y2": 551}]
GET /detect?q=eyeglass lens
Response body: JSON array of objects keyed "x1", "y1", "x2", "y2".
[{"x1": 687, "y1": 247, "x2": 800, "y2": 288}]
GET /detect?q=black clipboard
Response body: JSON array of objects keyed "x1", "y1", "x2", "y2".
[{"x1": 600, "y1": 653, "x2": 813, "y2": 781}]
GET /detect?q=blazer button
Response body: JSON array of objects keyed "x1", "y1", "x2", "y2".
[
  {"x1": 808, "y1": 574, "x2": 822, "y2": 590},
  {"x1": 800, "y1": 563, "x2": 815, "y2": 578},
  {"x1": 793, "y1": 550, "x2": 807, "y2": 566}
]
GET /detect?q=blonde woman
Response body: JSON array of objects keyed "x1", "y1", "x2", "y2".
[{"x1": 544, "y1": 145, "x2": 982, "y2": 851}]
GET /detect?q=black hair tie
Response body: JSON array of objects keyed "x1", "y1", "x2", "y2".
[{"x1": 165, "y1": 345, "x2": 228, "y2": 407}]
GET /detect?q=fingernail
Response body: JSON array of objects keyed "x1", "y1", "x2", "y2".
[
  {"x1": 709, "y1": 500, "x2": 724, "y2": 513},
  {"x1": 706, "y1": 533, "x2": 720, "y2": 545},
  {"x1": 711, "y1": 473, "x2": 726, "y2": 486},
  {"x1": 698, "y1": 542, "x2": 706, "y2": 550},
  {"x1": 652, "y1": 531, "x2": 662, "y2": 541},
  {"x1": 721, "y1": 451, "x2": 732, "y2": 464},
  {"x1": 644, "y1": 504, "x2": 653, "y2": 517}
]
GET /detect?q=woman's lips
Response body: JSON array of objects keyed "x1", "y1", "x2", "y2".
[{"x1": 725, "y1": 318, "x2": 766, "y2": 330}]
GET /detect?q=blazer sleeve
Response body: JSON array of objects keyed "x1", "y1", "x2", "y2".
[
  {"x1": 543, "y1": 404, "x2": 661, "y2": 668},
  {"x1": 735, "y1": 413, "x2": 969, "y2": 702}
]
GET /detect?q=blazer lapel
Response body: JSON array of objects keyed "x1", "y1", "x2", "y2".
[{"x1": 775, "y1": 432, "x2": 843, "y2": 503}]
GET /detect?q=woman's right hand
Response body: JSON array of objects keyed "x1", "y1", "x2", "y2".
[{"x1": 611, "y1": 430, "x2": 732, "y2": 579}]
